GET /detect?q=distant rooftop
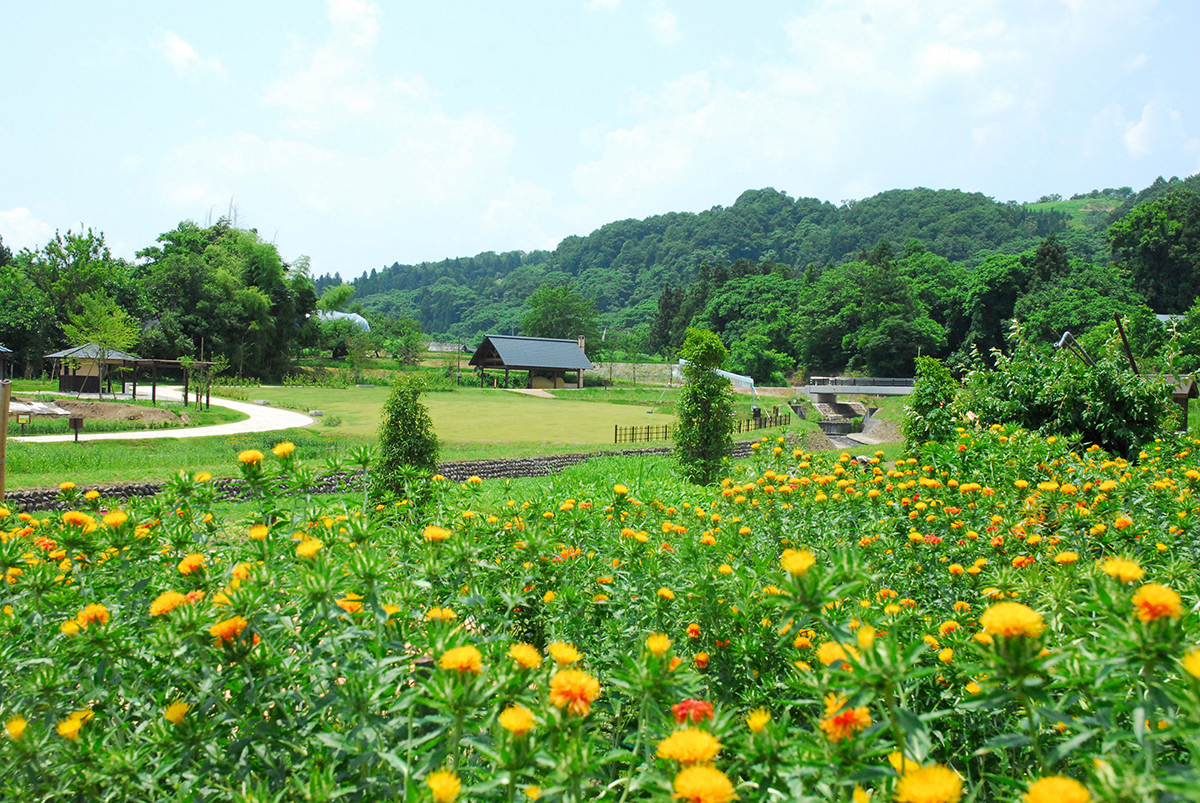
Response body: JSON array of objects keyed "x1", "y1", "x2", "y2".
[
  {"x1": 44, "y1": 344, "x2": 140, "y2": 362},
  {"x1": 469, "y1": 335, "x2": 593, "y2": 371}
]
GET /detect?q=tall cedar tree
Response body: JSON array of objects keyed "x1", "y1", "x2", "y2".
[{"x1": 674, "y1": 328, "x2": 734, "y2": 485}]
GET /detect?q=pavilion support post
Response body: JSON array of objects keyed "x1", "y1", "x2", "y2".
[
  {"x1": 183, "y1": 369, "x2": 189, "y2": 404},
  {"x1": 151, "y1": 364, "x2": 158, "y2": 405},
  {"x1": 504, "y1": 368, "x2": 509, "y2": 389},
  {"x1": 577, "y1": 370, "x2": 583, "y2": 389},
  {"x1": 131, "y1": 365, "x2": 138, "y2": 399}
]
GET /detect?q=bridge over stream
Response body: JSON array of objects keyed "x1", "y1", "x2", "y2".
[
  {"x1": 799, "y1": 376, "x2": 914, "y2": 405},
  {"x1": 797, "y1": 377, "x2": 914, "y2": 448}
]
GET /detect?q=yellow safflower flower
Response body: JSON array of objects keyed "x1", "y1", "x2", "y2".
[
  {"x1": 295, "y1": 538, "x2": 323, "y2": 558},
  {"x1": 548, "y1": 641, "x2": 581, "y2": 666},
  {"x1": 894, "y1": 763, "x2": 963, "y2": 803},
  {"x1": 498, "y1": 704, "x2": 535, "y2": 735},
  {"x1": 1023, "y1": 776, "x2": 1089, "y2": 803},
  {"x1": 426, "y1": 769, "x2": 461, "y2": 803},
  {"x1": 781, "y1": 548, "x2": 816, "y2": 576},
  {"x1": 1181, "y1": 649, "x2": 1200, "y2": 680},
  {"x1": 656, "y1": 726, "x2": 722, "y2": 764},
  {"x1": 5, "y1": 716, "x2": 26, "y2": 740},
  {"x1": 509, "y1": 642, "x2": 543, "y2": 669},
  {"x1": 647, "y1": 633, "x2": 671, "y2": 657},
  {"x1": 1101, "y1": 557, "x2": 1144, "y2": 584},
  {"x1": 439, "y1": 645, "x2": 483, "y2": 673},
  {"x1": 164, "y1": 702, "x2": 190, "y2": 724},
  {"x1": 979, "y1": 602, "x2": 1044, "y2": 638},
  {"x1": 745, "y1": 708, "x2": 771, "y2": 733},
  {"x1": 671, "y1": 765, "x2": 737, "y2": 803}
]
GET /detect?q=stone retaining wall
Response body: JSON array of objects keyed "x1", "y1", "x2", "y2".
[{"x1": 2, "y1": 441, "x2": 760, "y2": 512}]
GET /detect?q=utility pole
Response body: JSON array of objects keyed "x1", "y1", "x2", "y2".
[{"x1": 0, "y1": 380, "x2": 11, "y2": 503}]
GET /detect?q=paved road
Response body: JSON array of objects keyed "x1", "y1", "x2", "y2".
[{"x1": 12, "y1": 386, "x2": 313, "y2": 444}]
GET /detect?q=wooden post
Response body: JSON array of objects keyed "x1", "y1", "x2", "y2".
[
  {"x1": 151, "y1": 363, "x2": 158, "y2": 405},
  {"x1": 0, "y1": 380, "x2": 10, "y2": 503},
  {"x1": 183, "y1": 368, "x2": 189, "y2": 402},
  {"x1": 504, "y1": 368, "x2": 509, "y2": 389},
  {"x1": 614, "y1": 424, "x2": 618, "y2": 444},
  {"x1": 131, "y1": 364, "x2": 138, "y2": 399}
]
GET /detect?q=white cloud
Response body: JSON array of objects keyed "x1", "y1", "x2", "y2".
[
  {"x1": 647, "y1": 1, "x2": 682, "y2": 46},
  {"x1": 570, "y1": 0, "x2": 1169, "y2": 219},
  {"x1": 483, "y1": 180, "x2": 560, "y2": 250},
  {"x1": 0, "y1": 207, "x2": 55, "y2": 252},
  {"x1": 157, "y1": 0, "x2": 518, "y2": 226},
  {"x1": 1124, "y1": 103, "x2": 1158, "y2": 159},
  {"x1": 1126, "y1": 53, "x2": 1147, "y2": 71},
  {"x1": 157, "y1": 31, "x2": 226, "y2": 77},
  {"x1": 584, "y1": 0, "x2": 620, "y2": 11},
  {"x1": 918, "y1": 42, "x2": 984, "y2": 76}
]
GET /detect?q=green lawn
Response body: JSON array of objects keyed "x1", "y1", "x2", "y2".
[{"x1": 3, "y1": 384, "x2": 899, "y2": 490}]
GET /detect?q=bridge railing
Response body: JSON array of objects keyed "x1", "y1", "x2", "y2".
[{"x1": 807, "y1": 376, "x2": 914, "y2": 387}]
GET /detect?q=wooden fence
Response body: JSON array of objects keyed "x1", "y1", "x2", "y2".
[
  {"x1": 732, "y1": 412, "x2": 791, "y2": 434},
  {"x1": 614, "y1": 423, "x2": 673, "y2": 444},
  {"x1": 614, "y1": 412, "x2": 791, "y2": 443}
]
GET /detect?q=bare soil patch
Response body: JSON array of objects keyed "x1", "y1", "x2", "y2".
[{"x1": 54, "y1": 399, "x2": 181, "y2": 425}]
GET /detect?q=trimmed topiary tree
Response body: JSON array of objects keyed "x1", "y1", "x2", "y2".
[
  {"x1": 674, "y1": 328, "x2": 734, "y2": 485},
  {"x1": 371, "y1": 373, "x2": 439, "y2": 499}
]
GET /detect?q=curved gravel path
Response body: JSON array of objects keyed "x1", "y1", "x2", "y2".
[{"x1": 12, "y1": 386, "x2": 313, "y2": 444}]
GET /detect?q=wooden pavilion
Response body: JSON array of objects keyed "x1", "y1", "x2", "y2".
[
  {"x1": 0, "y1": 344, "x2": 12, "y2": 381},
  {"x1": 468, "y1": 335, "x2": 593, "y2": 389},
  {"x1": 45, "y1": 344, "x2": 141, "y2": 394},
  {"x1": 44, "y1": 344, "x2": 220, "y2": 407}
]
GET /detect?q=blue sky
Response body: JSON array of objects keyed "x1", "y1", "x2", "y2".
[{"x1": 2, "y1": 0, "x2": 1198, "y2": 279}]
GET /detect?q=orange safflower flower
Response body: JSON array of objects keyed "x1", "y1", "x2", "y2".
[
  {"x1": 210, "y1": 615, "x2": 249, "y2": 645},
  {"x1": 1132, "y1": 583, "x2": 1183, "y2": 622},
  {"x1": 819, "y1": 693, "x2": 872, "y2": 742},
  {"x1": 549, "y1": 668, "x2": 600, "y2": 716}
]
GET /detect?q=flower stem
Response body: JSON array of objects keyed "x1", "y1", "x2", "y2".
[{"x1": 1015, "y1": 686, "x2": 1045, "y2": 772}]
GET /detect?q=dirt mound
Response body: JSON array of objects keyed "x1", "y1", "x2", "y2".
[
  {"x1": 803, "y1": 429, "x2": 839, "y2": 452},
  {"x1": 55, "y1": 400, "x2": 180, "y2": 425}
]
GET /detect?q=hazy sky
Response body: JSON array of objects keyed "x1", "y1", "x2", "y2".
[{"x1": 2, "y1": 0, "x2": 1198, "y2": 278}]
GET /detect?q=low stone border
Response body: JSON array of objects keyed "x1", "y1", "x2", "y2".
[{"x1": 2, "y1": 441, "x2": 760, "y2": 511}]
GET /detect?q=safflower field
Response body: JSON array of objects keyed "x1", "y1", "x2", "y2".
[{"x1": 2, "y1": 428, "x2": 1200, "y2": 802}]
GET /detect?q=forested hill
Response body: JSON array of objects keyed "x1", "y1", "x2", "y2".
[{"x1": 321, "y1": 187, "x2": 1070, "y2": 338}]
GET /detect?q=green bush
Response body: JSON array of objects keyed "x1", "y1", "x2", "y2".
[
  {"x1": 902, "y1": 355, "x2": 961, "y2": 451},
  {"x1": 371, "y1": 374, "x2": 439, "y2": 498},
  {"x1": 962, "y1": 326, "x2": 1174, "y2": 458},
  {"x1": 673, "y1": 328, "x2": 734, "y2": 485}
]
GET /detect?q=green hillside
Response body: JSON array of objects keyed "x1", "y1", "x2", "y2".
[{"x1": 324, "y1": 187, "x2": 1071, "y2": 342}]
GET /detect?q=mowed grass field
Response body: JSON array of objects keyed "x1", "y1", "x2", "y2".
[
  {"x1": 5, "y1": 384, "x2": 810, "y2": 489},
  {"x1": 240, "y1": 385, "x2": 686, "y2": 442}
]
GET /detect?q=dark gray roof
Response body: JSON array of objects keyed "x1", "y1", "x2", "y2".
[
  {"x1": 0, "y1": 344, "x2": 12, "y2": 355},
  {"x1": 469, "y1": 335, "x2": 593, "y2": 371},
  {"x1": 44, "y1": 344, "x2": 140, "y2": 362}
]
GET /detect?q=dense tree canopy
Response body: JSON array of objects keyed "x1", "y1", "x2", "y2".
[
  {"x1": 5, "y1": 173, "x2": 1200, "y2": 384},
  {"x1": 0, "y1": 219, "x2": 317, "y2": 379},
  {"x1": 520, "y1": 284, "x2": 601, "y2": 355}
]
